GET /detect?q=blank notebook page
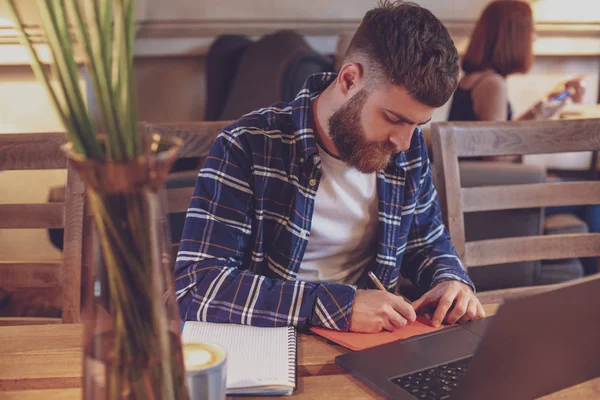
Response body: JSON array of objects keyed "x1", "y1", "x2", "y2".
[{"x1": 182, "y1": 322, "x2": 296, "y2": 393}]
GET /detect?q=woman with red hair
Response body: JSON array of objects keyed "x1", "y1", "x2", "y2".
[{"x1": 448, "y1": 0, "x2": 584, "y2": 122}]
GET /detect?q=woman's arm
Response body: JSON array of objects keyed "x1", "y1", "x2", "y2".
[
  {"x1": 471, "y1": 74, "x2": 519, "y2": 162},
  {"x1": 517, "y1": 77, "x2": 586, "y2": 121},
  {"x1": 471, "y1": 73, "x2": 509, "y2": 122}
]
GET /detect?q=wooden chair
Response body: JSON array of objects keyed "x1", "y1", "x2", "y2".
[
  {"x1": 0, "y1": 121, "x2": 228, "y2": 326},
  {"x1": 142, "y1": 121, "x2": 233, "y2": 259},
  {"x1": 431, "y1": 119, "x2": 600, "y2": 304},
  {"x1": 0, "y1": 133, "x2": 85, "y2": 324}
]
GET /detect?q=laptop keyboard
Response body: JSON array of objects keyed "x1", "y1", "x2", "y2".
[{"x1": 390, "y1": 357, "x2": 473, "y2": 399}]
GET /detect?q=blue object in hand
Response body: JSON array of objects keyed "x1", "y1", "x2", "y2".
[{"x1": 550, "y1": 90, "x2": 571, "y2": 102}]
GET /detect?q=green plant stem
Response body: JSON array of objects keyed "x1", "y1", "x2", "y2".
[
  {"x1": 74, "y1": 0, "x2": 122, "y2": 160},
  {"x1": 90, "y1": 0, "x2": 126, "y2": 160},
  {"x1": 39, "y1": 0, "x2": 102, "y2": 158},
  {"x1": 8, "y1": 0, "x2": 144, "y2": 161},
  {"x1": 4, "y1": 0, "x2": 88, "y2": 155},
  {"x1": 125, "y1": 0, "x2": 140, "y2": 157},
  {"x1": 100, "y1": 0, "x2": 112, "y2": 76},
  {"x1": 111, "y1": 0, "x2": 131, "y2": 159},
  {"x1": 54, "y1": 0, "x2": 102, "y2": 157}
]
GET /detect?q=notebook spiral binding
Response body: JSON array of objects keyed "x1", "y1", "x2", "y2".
[{"x1": 287, "y1": 326, "x2": 298, "y2": 386}]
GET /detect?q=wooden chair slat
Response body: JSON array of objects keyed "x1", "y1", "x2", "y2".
[
  {"x1": 0, "y1": 133, "x2": 67, "y2": 170},
  {"x1": 0, "y1": 262, "x2": 61, "y2": 288},
  {"x1": 0, "y1": 203, "x2": 65, "y2": 229},
  {"x1": 0, "y1": 317, "x2": 61, "y2": 326},
  {"x1": 449, "y1": 119, "x2": 600, "y2": 157},
  {"x1": 462, "y1": 181, "x2": 600, "y2": 212},
  {"x1": 171, "y1": 243, "x2": 179, "y2": 264},
  {"x1": 0, "y1": 287, "x2": 61, "y2": 318},
  {"x1": 431, "y1": 123, "x2": 467, "y2": 260},
  {"x1": 60, "y1": 161, "x2": 85, "y2": 324},
  {"x1": 465, "y1": 233, "x2": 600, "y2": 267},
  {"x1": 476, "y1": 283, "x2": 563, "y2": 305}
]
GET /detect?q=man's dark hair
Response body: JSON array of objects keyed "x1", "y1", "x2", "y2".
[{"x1": 345, "y1": 0, "x2": 459, "y2": 107}]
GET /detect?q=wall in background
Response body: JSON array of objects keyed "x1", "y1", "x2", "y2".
[
  {"x1": 133, "y1": 0, "x2": 599, "y2": 56},
  {"x1": 135, "y1": 57, "x2": 206, "y2": 122},
  {"x1": 0, "y1": 0, "x2": 597, "y2": 127},
  {"x1": 0, "y1": 0, "x2": 597, "y2": 175},
  {"x1": 2, "y1": 0, "x2": 597, "y2": 59},
  {"x1": 129, "y1": 0, "x2": 599, "y2": 122}
]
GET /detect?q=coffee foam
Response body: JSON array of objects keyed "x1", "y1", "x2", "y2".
[{"x1": 183, "y1": 342, "x2": 226, "y2": 371}]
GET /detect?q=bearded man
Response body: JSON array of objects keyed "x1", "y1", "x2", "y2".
[{"x1": 175, "y1": 1, "x2": 485, "y2": 333}]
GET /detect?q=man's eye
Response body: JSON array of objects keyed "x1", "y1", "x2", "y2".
[{"x1": 385, "y1": 115, "x2": 400, "y2": 124}]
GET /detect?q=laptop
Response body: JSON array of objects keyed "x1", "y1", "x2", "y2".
[{"x1": 336, "y1": 275, "x2": 600, "y2": 400}]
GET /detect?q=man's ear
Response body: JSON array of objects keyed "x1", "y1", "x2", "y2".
[{"x1": 337, "y1": 62, "x2": 364, "y2": 96}]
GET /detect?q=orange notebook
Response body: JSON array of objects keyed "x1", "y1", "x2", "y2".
[{"x1": 310, "y1": 316, "x2": 447, "y2": 351}]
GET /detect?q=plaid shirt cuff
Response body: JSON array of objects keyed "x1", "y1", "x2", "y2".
[
  {"x1": 308, "y1": 282, "x2": 357, "y2": 331},
  {"x1": 430, "y1": 267, "x2": 476, "y2": 294}
]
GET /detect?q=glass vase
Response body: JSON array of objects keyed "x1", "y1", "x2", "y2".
[{"x1": 63, "y1": 134, "x2": 190, "y2": 400}]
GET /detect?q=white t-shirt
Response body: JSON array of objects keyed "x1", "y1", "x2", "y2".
[{"x1": 296, "y1": 146, "x2": 378, "y2": 285}]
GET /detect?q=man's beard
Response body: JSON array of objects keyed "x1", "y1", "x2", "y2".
[{"x1": 327, "y1": 89, "x2": 398, "y2": 174}]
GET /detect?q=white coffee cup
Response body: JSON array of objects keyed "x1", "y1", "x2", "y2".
[{"x1": 183, "y1": 342, "x2": 227, "y2": 400}]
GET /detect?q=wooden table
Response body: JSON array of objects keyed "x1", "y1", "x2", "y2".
[{"x1": 1, "y1": 304, "x2": 599, "y2": 399}]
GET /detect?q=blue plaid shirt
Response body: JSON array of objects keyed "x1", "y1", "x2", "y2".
[{"x1": 175, "y1": 73, "x2": 473, "y2": 331}]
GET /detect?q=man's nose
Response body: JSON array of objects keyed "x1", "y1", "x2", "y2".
[{"x1": 389, "y1": 127, "x2": 414, "y2": 152}]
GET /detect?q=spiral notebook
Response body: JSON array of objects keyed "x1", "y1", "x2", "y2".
[{"x1": 182, "y1": 322, "x2": 297, "y2": 396}]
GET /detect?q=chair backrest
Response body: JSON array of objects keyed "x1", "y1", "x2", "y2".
[
  {"x1": 431, "y1": 119, "x2": 600, "y2": 270},
  {"x1": 457, "y1": 161, "x2": 547, "y2": 291},
  {"x1": 142, "y1": 121, "x2": 233, "y2": 259},
  {"x1": 0, "y1": 133, "x2": 84, "y2": 324},
  {"x1": 204, "y1": 35, "x2": 253, "y2": 121},
  {"x1": 218, "y1": 30, "x2": 333, "y2": 120},
  {"x1": 0, "y1": 122, "x2": 230, "y2": 323}
]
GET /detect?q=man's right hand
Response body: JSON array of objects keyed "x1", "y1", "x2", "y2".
[{"x1": 348, "y1": 289, "x2": 417, "y2": 333}]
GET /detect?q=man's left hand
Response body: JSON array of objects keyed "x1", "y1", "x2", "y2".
[{"x1": 412, "y1": 281, "x2": 485, "y2": 327}]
